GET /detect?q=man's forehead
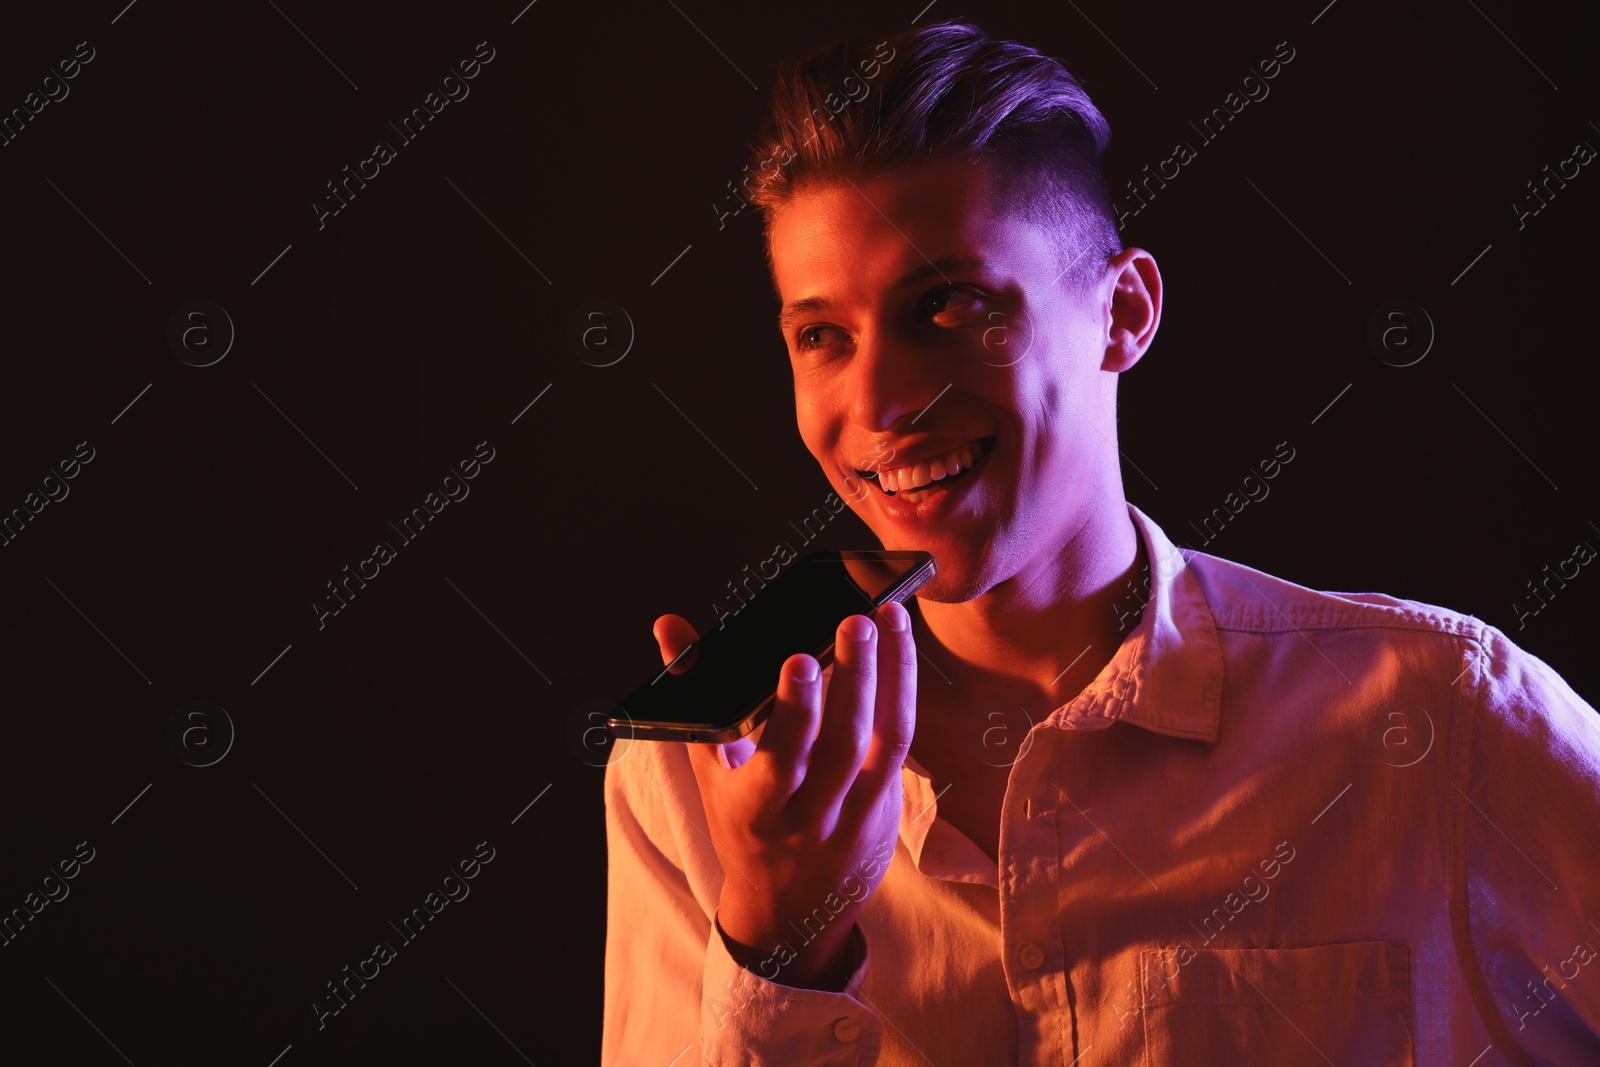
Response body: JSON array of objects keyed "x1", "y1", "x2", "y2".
[{"x1": 773, "y1": 162, "x2": 997, "y2": 242}]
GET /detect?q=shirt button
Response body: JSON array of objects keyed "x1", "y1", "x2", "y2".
[
  {"x1": 1019, "y1": 942, "x2": 1045, "y2": 970},
  {"x1": 833, "y1": 1017, "x2": 861, "y2": 1043}
]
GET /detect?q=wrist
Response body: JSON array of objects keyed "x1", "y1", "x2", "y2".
[{"x1": 714, "y1": 910, "x2": 860, "y2": 992}]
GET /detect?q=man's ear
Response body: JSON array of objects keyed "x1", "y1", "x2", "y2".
[{"x1": 1101, "y1": 247, "x2": 1162, "y2": 373}]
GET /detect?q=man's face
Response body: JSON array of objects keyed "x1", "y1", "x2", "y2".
[{"x1": 769, "y1": 155, "x2": 1138, "y2": 604}]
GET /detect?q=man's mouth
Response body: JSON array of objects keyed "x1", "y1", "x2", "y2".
[{"x1": 856, "y1": 436, "x2": 995, "y2": 503}]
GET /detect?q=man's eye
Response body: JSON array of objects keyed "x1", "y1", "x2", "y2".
[
  {"x1": 926, "y1": 288, "x2": 984, "y2": 320},
  {"x1": 797, "y1": 325, "x2": 844, "y2": 351}
]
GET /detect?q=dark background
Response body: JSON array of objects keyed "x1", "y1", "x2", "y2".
[{"x1": 0, "y1": 0, "x2": 1593, "y2": 1062}]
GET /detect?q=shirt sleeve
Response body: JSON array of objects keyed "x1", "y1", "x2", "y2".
[
  {"x1": 601, "y1": 741, "x2": 886, "y2": 1066},
  {"x1": 702, "y1": 911, "x2": 883, "y2": 1065},
  {"x1": 1460, "y1": 625, "x2": 1600, "y2": 1065}
]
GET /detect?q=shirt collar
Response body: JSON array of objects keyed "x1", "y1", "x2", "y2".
[
  {"x1": 894, "y1": 504, "x2": 1222, "y2": 881},
  {"x1": 1037, "y1": 502, "x2": 1223, "y2": 743}
]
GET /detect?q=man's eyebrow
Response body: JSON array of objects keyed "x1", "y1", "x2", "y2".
[{"x1": 778, "y1": 256, "x2": 991, "y2": 330}]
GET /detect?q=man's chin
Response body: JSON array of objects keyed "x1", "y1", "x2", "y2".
[
  {"x1": 864, "y1": 526, "x2": 972, "y2": 596},
  {"x1": 912, "y1": 568, "x2": 994, "y2": 604}
]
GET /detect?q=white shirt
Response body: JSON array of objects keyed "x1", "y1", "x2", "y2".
[{"x1": 602, "y1": 504, "x2": 1600, "y2": 1065}]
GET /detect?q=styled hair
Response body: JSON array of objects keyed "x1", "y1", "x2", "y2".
[{"x1": 743, "y1": 19, "x2": 1122, "y2": 291}]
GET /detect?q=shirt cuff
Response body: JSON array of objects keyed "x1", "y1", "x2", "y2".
[{"x1": 700, "y1": 908, "x2": 883, "y2": 1066}]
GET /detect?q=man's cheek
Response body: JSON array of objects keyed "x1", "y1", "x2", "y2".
[{"x1": 837, "y1": 469, "x2": 873, "y2": 504}]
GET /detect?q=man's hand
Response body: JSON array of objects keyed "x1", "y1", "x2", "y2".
[{"x1": 651, "y1": 603, "x2": 917, "y2": 991}]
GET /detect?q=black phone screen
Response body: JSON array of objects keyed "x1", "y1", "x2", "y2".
[{"x1": 608, "y1": 550, "x2": 934, "y2": 743}]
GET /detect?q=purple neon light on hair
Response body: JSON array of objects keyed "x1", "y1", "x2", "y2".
[{"x1": 743, "y1": 19, "x2": 1123, "y2": 291}]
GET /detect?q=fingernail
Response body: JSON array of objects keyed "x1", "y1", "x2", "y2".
[
  {"x1": 790, "y1": 658, "x2": 819, "y2": 683},
  {"x1": 882, "y1": 601, "x2": 909, "y2": 632},
  {"x1": 843, "y1": 615, "x2": 875, "y2": 641}
]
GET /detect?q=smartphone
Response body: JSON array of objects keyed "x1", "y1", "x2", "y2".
[{"x1": 607, "y1": 550, "x2": 936, "y2": 744}]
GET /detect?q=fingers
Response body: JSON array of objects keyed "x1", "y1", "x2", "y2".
[
  {"x1": 849, "y1": 600, "x2": 917, "y2": 811},
  {"x1": 652, "y1": 613, "x2": 699, "y2": 673},
  {"x1": 791, "y1": 615, "x2": 878, "y2": 822},
  {"x1": 694, "y1": 654, "x2": 823, "y2": 816},
  {"x1": 670, "y1": 607, "x2": 910, "y2": 831},
  {"x1": 749, "y1": 653, "x2": 824, "y2": 798}
]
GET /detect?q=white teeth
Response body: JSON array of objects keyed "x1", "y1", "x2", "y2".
[{"x1": 873, "y1": 439, "x2": 987, "y2": 494}]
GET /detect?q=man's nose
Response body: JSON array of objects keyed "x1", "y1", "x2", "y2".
[{"x1": 850, "y1": 330, "x2": 946, "y2": 433}]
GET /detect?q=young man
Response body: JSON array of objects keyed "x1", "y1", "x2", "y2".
[{"x1": 603, "y1": 20, "x2": 1600, "y2": 1065}]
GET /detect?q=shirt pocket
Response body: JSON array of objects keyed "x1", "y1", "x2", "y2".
[{"x1": 1139, "y1": 940, "x2": 1414, "y2": 1067}]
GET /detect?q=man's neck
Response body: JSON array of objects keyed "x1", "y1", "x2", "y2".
[{"x1": 911, "y1": 501, "x2": 1145, "y2": 711}]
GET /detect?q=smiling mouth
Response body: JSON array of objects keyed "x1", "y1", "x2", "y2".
[{"x1": 857, "y1": 436, "x2": 995, "y2": 496}]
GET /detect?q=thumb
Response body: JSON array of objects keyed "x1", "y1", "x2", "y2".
[{"x1": 652, "y1": 613, "x2": 700, "y2": 673}]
